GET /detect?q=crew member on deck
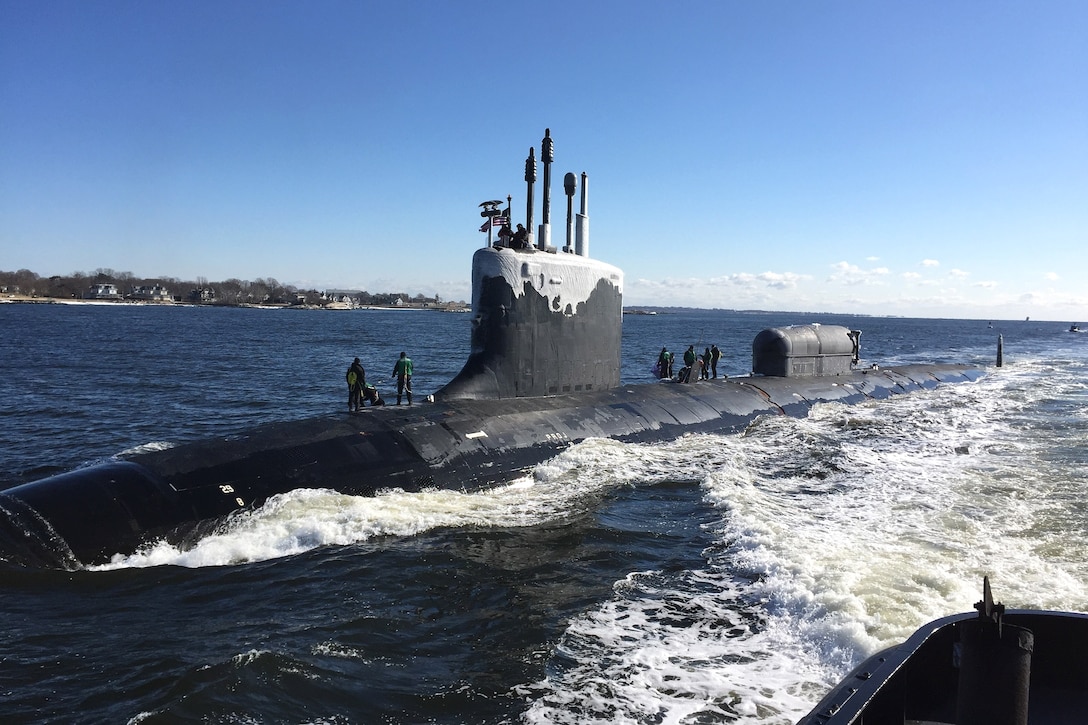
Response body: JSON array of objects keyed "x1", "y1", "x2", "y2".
[
  {"x1": 392, "y1": 351, "x2": 413, "y2": 405},
  {"x1": 346, "y1": 357, "x2": 366, "y2": 412},
  {"x1": 362, "y1": 382, "x2": 384, "y2": 406},
  {"x1": 511, "y1": 224, "x2": 529, "y2": 250},
  {"x1": 657, "y1": 347, "x2": 673, "y2": 379},
  {"x1": 681, "y1": 345, "x2": 696, "y2": 382},
  {"x1": 710, "y1": 345, "x2": 721, "y2": 379}
]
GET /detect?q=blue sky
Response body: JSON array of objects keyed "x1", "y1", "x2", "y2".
[{"x1": 2, "y1": 1, "x2": 1085, "y2": 320}]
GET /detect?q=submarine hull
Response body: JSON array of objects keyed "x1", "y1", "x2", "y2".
[
  {"x1": 1, "y1": 364, "x2": 981, "y2": 566},
  {"x1": 0, "y1": 131, "x2": 986, "y2": 568}
]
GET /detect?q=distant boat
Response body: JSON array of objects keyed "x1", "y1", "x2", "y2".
[{"x1": 1071, "y1": 323, "x2": 1083, "y2": 333}]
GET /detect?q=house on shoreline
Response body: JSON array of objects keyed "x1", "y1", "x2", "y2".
[
  {"x1": 130, "y1": 284, "x2": 173, "y2": 302},
  {"x1": 85, "y1": 283, "x2": 122, "y2": 300}
]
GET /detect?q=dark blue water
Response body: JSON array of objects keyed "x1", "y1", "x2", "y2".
[{"x1": 1, "y1": 302, "x2": 1085, "y2": 723}]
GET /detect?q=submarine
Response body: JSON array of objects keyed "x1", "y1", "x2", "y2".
[{"x1": 0, "y1": 129, "x2": 983, "y2": 568}]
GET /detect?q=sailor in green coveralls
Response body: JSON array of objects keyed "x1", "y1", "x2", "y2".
[{"x1": 392, "y1": 351, "x2": 413, "y2": 405}]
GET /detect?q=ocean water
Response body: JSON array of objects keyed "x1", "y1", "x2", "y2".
[{"x1": 1, "y1": 302, "x2": 1085, "y2": 724}]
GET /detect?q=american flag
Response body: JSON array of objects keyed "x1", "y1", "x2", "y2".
[
  {"x1": 492, "y1": 216, "x2": 507, "y2": 227},
  {"x1": 479, "y1": 220, "x2": 490, "y2": 232}
]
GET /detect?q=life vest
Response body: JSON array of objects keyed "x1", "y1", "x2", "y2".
[{"x1": 347, "y1": 370, "x2": 358, "y2": 387}]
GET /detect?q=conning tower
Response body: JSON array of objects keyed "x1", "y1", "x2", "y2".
[{"x1": 436, "y1": 130, "x2": 623, "y2": 400}]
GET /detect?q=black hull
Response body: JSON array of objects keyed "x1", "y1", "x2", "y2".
[
  {"x1": 798, "y1": 608, "x2": 1088, "y2": 724},
  {"x1": 1, "y1": 364, "x2": 981, "y2": 567}
]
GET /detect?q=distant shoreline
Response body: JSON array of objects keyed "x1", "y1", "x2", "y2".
[
  {"x1": 0, "y1": 294, "x2": 469, "y2": 312},
  {"x1": 3, "y1": 295, "x2": 1072, "y2": 324}
]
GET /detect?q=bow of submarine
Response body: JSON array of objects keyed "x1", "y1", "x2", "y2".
[{"x1": 0, "y1": 401, "x2": 518, "y2": 566}]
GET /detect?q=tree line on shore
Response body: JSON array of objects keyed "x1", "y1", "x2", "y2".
[{"x1": 0, "y1": 267, "x2": 461, "y2": 308}]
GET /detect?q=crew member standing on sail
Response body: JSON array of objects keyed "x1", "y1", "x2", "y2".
[
  {"x1": 710, "y1": 344, "x2": 721, "y2": 378},
  {"x1": 346, "y1": 357, "x2": 366, "y2": 412},
  {"x1": 392, "y1": 351, "x2": 413, "y2": 405},
  {"x1": 511, "y1": 224, "x2": 529, "y2": 249}
]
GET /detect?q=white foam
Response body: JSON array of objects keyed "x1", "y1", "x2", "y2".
[
  {"x1": 520, "y1": 567, "x2": 824, "y2": 724},
  {"x1": 91, "y1": 438, "x2": 636, "y2": 570},
  {"x1": 521, "y1": 363, "x2": 1088, "y2": 721},
  {"x1": 521, "y1": 433, "x2": 845, "y2": 723},
  {"x1": 116, "y1": 440, "x2": 176, "y2": 457}
]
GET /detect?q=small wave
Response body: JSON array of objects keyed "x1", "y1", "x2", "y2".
[
  {"x1": 116, "y1": 440, "x2": 177, "y2": 457},
  {"x1": 520, "y1": 566, "x2": 823, "y2": 724},
  {"x1": 91, "y1": 438, "x2": 656, "y2": 570}
]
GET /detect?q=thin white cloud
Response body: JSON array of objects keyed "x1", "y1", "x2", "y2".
[
  {"x1": 701, "y1": 271, "x2": 812, "y2": 289},
  {"x1": 949, "y1": 269, "x2": 970, "y2": 279},
  {"x1": 828, "y1": 261, "x2": 889, "y2": 286},
  {"x1": 974, "y1": 280, "x2": 998, "y2": 289},
  {"x1": 921, "y1": 259, "x2": 940, "y2": 267},
  {"x1": 1045, "y1": 272, "x2": 1060, "y2": 281},
  {"x1": 755, "y1": 271, "x2": 805, "y2": 289},
  {"x1": 725, "y1": 273, "x2": 757, "y2": 287}
]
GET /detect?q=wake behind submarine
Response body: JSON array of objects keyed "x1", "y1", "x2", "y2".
[{"x1": 0, "y1": 130, "x2": 983, "y2": 568}]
